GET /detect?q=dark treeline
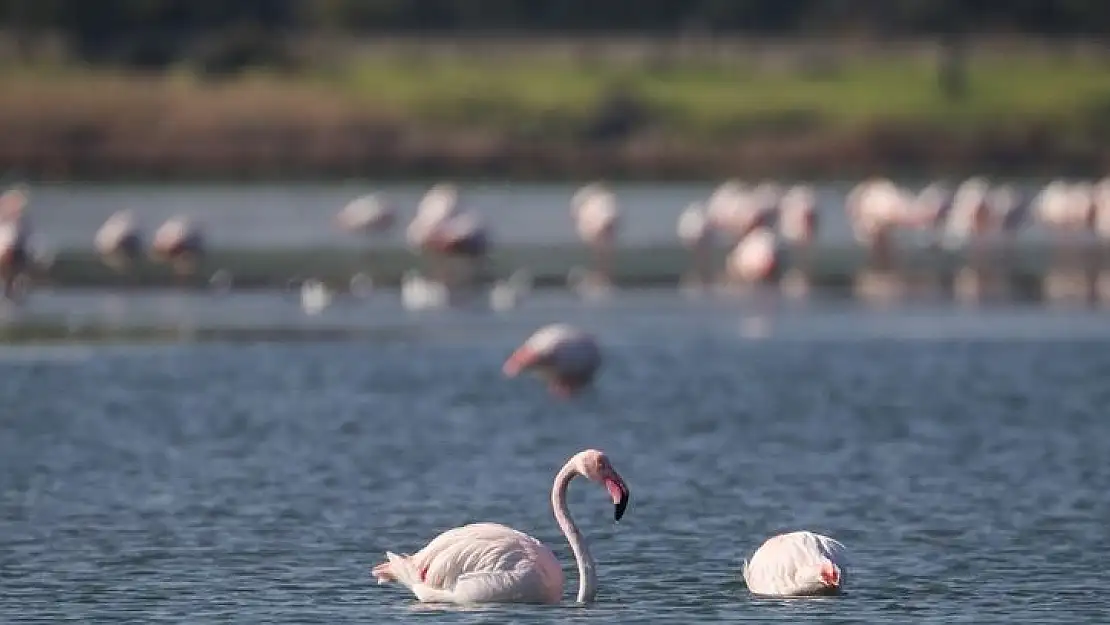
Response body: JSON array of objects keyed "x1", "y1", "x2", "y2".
[{"x1": 1, "y1": 0, "x2": 1109, "y2": 71}]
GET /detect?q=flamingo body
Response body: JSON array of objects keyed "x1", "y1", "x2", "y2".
[
  {"x1": 743, "y1": 531, "x2": 848, "y2": 597},
  {"x1": 726, "y1": 227, "x2": 780, "y2": 284},
  {"x1": 503, "y1": 324, "x2": 601, "y2": 396},
  {"x1": 374, "y1": 523, "x2": 564, "y2": 604},
  {"x1": 337, "y1": 193, "x2": 395, "y2": 235},
  {"x1": 95, "y1": 210, "x2": 143, "y2": 260}
]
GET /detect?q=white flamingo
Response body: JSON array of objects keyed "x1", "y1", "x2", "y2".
[
  {"x1": 503, "y1": 323, "x2": 601, "y2": 397},
  {"x1": 726, "y1": 227, "x2": 781, "y2": 285},
  {"x1": 571, "y1": 182, "x2": 620, "y2": 288},
  {"x1": 677, "y1": 201, "x2": 713, "y2": 286},
  {"x1": 407, "y1": 184, "x2": 489, "y2": 292},
  {"x1": 150, "y1": 215, "x2": 204, "y2": 278},
  {"x1": 95, "y1": 210, "x2": 143, "y2": 271},
  {"x1": 0, "y1": 185, "x2": 31, "y2": 298},
  {"x1": 336, "y1": 192, "x2": 395, "y2": 236},
  {"x1": 372, "y1": 449, "x2": 630, "y2": 605},
  {"x1": 706, "y1": 180, "x2": 770, "y2": 244},
  {"x1": 743, "y1": 531, "x2": 849, "y2": 597}
]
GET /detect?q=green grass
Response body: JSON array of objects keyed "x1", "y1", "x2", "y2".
[{"x1": 307, "y1": 52, "x2": 1110, "y2": 139}]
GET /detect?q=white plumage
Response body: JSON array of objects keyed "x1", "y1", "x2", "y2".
[{"x1": 743, "y1": 531, "x2": 849, "y2": 597}]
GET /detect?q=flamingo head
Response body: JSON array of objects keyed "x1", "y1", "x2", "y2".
[
  {"x1": 573, "y1": 449, "x2": 630, "y2": 521},
  {"x1": 816, "y1": 559, "x2": 841, "y2": 590}
]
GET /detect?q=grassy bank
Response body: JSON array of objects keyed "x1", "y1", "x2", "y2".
[{"x1": 2, "y1": 41, "x2": 1110, "y2": 180}]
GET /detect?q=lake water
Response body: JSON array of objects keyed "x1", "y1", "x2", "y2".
[{"x1": 1, "y1": 285, "x2": 1109, "y2": 623}]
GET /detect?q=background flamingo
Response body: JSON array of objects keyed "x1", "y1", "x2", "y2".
[
  {"x1": 571, "y1": 182, "x2": 621, "y2": 290},
  {"x1": 0, "y1": 184, "x2": 31, "y2": 299},
  {"x1": 372, "y1": 449, "x2": 630, "y2": 605},
  {"x1": 743, "y1": 530, "x2": 849, "y2": 597},
  {"x1": 150, "y1": 214, "x2": 204, "y2": 278},
  {"x1": 336, "y1": 192, "x2": 395, "y2": 284},
  {"x1": 406, "y1": 183, "x2": 490, "y2": 295},
  {"x1": 676, "y1": 201, "x2": 713, "y2": 287},
  {"x1": 725, "y1": 226, "x2": 781, "y2": 286},
  {"x1": 503, "y1": 323, "x2": 601, "y2": 397},
  {"x1": 95, "y1": 210, "x2": 143, "y2": 272}
]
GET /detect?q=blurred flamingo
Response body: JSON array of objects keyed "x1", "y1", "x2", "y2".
[
  {"x1": 676, "y1": 201, "x2": 714, "y2": 287},
  {"x1": 150, "y1": 215, "x2": 204, "y2": 280},
  {"x1": 570, "y1": 182, "x2": 620, "y2": 290},
  {"x1": 503, "y1": 323, "x2": 602, "y2": 397},
  {"x1": 95, "y1": 210, "x2": 144, "y2": 272}
]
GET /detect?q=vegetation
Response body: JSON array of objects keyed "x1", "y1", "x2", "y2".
[{"x1": 1, "y1": 1, "x2": 1109, "y2": 179}]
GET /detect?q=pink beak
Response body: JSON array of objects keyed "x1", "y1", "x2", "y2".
[
  {"x1": 819, "y1": 561, "x2": 841, "y2": 588},
  {"x1": 502, "y1": 346, "x2": 537, "y2": 377}
]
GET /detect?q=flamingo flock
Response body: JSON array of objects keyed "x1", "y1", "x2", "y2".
[{"x1": 4, "y1": 175, "x2": 1110, "y2": 308}]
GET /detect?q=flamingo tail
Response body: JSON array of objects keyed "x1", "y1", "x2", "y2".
[{"x1": 383, "y1": 551, "x2": 455, "y2": 602}]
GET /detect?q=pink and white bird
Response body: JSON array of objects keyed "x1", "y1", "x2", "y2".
[
  {"x1": 336, "y1": 192, "x2": 395, "y2": 236},
  {"x1": 677, "y1": 201, "x2": 714, "y2": 285},
  {"x1": 406, "y1": 183, "x2": 490, "y2": 290},
  {"x1": 0, "y1": 185, "x2": 31, "y2": 297},
  {"x1": 726, "y1": 227, "x2": 781, "y2": 285},
  {"x1": 95, "y1": 210, "x2": 143, "y2": 270},
  {"x1": 706, "y1": 180, "x2": 775, "y2": 244},
  {"x1": 150, "y1": 215, "x2": 204, "y2": 276},
  {"x1": 571, "y1": 182, "x2": 620, "y2": 287},
  {"x1": 372, "y1": 448, "x2": 630, "y2": 605},
  {"x1": 743, "y1": 531, "x2": 849, "y2": 597},
  {"x1": 503, "y1": 323, "x2": 601, "y2": 397}
]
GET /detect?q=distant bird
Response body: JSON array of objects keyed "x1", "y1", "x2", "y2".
[
  {"x1": 845, "y1": 178, "x2": 922, "y2": 269},
  {"x1": 407, "y1": 183, "x2": 490, "y2": 293},
  {"x1": 0, "y1": 184, "x2": 33, "y2": 300},
  {"x1": 743, "y1": 531, "x2": 849, "y2": 597},
  {"x1": 571, "y1": 182, "x2": 621, "y2": 290},
  {"x1": 95, "y1": 210, "x2": 143, "y2": 272},
  {"x1": 337, "y1": 192, "x2": 396, "y2": 283},
  {"x1": 726, "y1": 227, "x2": 781, "y2": 285},
  {"x1": 400, "y1": 269, "x2": 449, "y2": 311},
  {"x1": 150, "y1": 215, "x2": 204, "y2": 279},
  {"x1": 503, "y1": 323, "x2": 601, "y2": 397},
  {"x1": 336, "y1": 192, "x2": 396, "y2": 236},
  {"x1": 372, "y1": 449, "x2": 630, "y2": 605},
  {"x1": 710, "y1": 180, "x2": 772, "y2": 244},
  {"x1": 677, "y1": 201, "x2": 714, "y2": 286}
]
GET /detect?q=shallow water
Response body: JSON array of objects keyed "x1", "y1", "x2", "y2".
[{"x1": 1, "y1": 288, "x2": 1109, "y2": 623}]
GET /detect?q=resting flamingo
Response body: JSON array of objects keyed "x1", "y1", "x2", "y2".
[
  {"x1": 726, "y1": 227, "x2": 781, "y2": 286},
  {"x1": 677, "y1": 201, "x2": 713, "y2": 287},
  {"x1": 150, "y1": 215, "x2": 204, "y2": 278},
  {"x1": 570, "y1": 182, "x2": 620, "y2": 290},
  {"x1": 743, "y1": 530, "x2": 849, "y2": 597},
  {"x1": 372, "y1": 448, "x2": 630, "y2": 605},
  {"x1": 95, "y1": 210, "x2": 144, "y2": 272},
  {"x1": 407, "y1": 183, "x2": 490, "y2": 294},
  {"x1": 503, "y1": 323, "x2": 601, "y2": 397},
  {"x1": 0, "y1": 185, "x2": 31, "y2": 299},
  {"x1": 336, "y1": 192, "x2": 395, "y2": 286}
]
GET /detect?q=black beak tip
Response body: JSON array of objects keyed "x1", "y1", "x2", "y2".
[{"x1": 614, "y1": 495, "x2": 628, "y2": 522}]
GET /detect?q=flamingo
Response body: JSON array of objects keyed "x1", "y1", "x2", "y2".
[
  {"x1": 95, "y1": 210, "x2": 143, "y2": 272},
  {"x1": 743, "y1": 531, "x2": 849, "y2": 597},
  {"x1": 503, "y1": 323, "x2": 601, "y2": 397},
  {"x1": 726, "y1": 227, "x2": 781, "y2": 286},
  {"x1": 407, "y1": 184, "x2": 490, "y2": 294},
  {"x1": 571, "y1": 182, "x2": 620, "y2": 290},
  {"x1": 372, "y1": 448, "x2": 630, "y2": 605},
  {"x1": 150, "y1": 215, "x2": 204, "y2": 278},
  {"x1": 0, "y1": 185, "x2": 31, "y2": 299},
  {"x1": 777, "y1": 185, "x2": 818, "y2": 296},
  {"x1": 706, "y1": 180, "x2": 769, "y2": 245},
  {"x1": 677, "y1": 201, "x2": 713, "y2": 287},
  {"x1": 336, "y1": 192, "x2": 395, "y2": 286}
]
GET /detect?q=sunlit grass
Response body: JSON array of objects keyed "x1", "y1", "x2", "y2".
[{"x1": 2, "y1": 51, "x2": 1109, "y2": 142}]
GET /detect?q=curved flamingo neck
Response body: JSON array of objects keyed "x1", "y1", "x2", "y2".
[{"x1": 552, "y1": 461, "x2": 597, "y2": 603}]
